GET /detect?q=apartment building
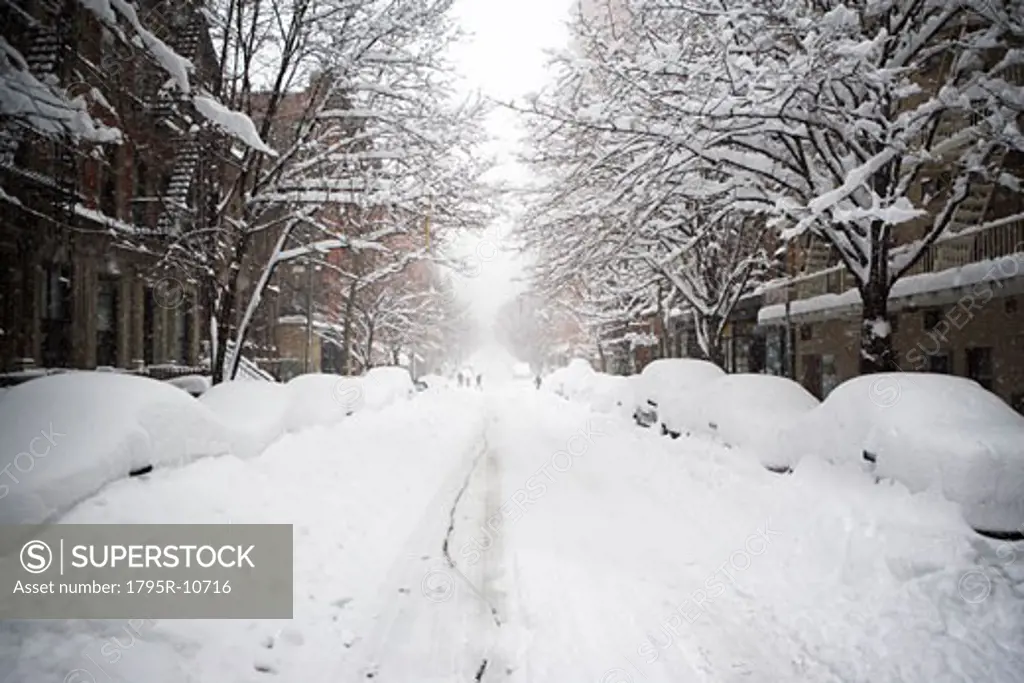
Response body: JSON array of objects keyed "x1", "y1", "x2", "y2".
[
  {"x1": 0, "y1": 0, "x2": 219, "y2": 376},
  {"x1": 757, "y1": 152, "x2": 1024, "y2": 411}
]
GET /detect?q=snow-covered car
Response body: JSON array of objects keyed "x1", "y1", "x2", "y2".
[
  {"x1": 587, "y1": 373, "x2": 635, "y2": 417},
  {"x1": 512, "y1": 362, "x2": 534, "y2": 380},
  {"x1": 201, "y1": 379, "x2": 291, "y2": 457},
  {"x1": 163, "y1": 374, "x2": 212, "y2": 397},
  {"x1": 0, "y1": 373, "x2": 235, "y2": 526},
  {"x1": 285, "y1": 373, "x2": 364, "y2": 431},
  {"x1": 362, "y1": 366, "x2": 416, "y2": 410},
  {"x1": 543, "y1": 359, "x2": 596, "y2": 399},
  {"x1": 632, "y1": 358, "x2": 725, "y2": 434},
  {"x1": 416, "y1": 374, "x2": 449, "y2": 390},
  {"x1": 770, "y1": 373, "x2": 1024, "y2": 537},
  {"x1": 692, "y1": 374, "x2": 819, "y2": 471}
]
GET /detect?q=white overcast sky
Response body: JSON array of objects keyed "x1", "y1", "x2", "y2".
[{"x1": 447, "y1": 0, "x2": 575, "y2": 328}]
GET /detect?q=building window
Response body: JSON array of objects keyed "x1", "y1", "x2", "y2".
[
  {"x1": 100, "y1": 165, "x2": 117, "y2": 217},
  {"x1": 96, "y1": 277, "x2": 119, "y2": 367},
  {"x1": 965, "y1": 347, "x2": 994, "y2": 391},
  {"x1": 174, "y1": 295, "x2": 192, "y2": 363},
  {"x1": 927, "y1": 353, "x2": 952, "y2": 374},
  {"x1": 143, "y1": 287, "x2": 155, "y2": 365},
  {"x1": 799, "y1": 324, "x2": 813, "y2": 341},
  {"x1": 40, "y1": 264, "x2": 72, "y2": 367},
  {"x1": 132, "y1": 159, "x2": 148, "y2": 227},
  {"x1": 923, "y1": 308, "x2": 944, "y2": 330},
  {"x1": 800, "y1": 353, "x2": 823, "y2": 400},
  {"x1": 1006, "y1": 297, "x2": 1018, "y2": 315}
]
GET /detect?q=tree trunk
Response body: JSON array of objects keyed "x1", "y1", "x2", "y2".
[
  {"x1": 339, "y1": 279, "x2": 358, "y2": 374},
  {"x1": 364, "y1": 319, "x2": 375, "y2": 369},
  {"x1": 859, "y1": 220, "x2": 898, "y2": 374},
  {"x1": 859, "y1": 279, "x2": 897, "y2": 374}
]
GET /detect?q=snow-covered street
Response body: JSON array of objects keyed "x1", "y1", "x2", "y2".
[{"x1": 3, "y1": 384, "x2": 1023, "y2": 683}]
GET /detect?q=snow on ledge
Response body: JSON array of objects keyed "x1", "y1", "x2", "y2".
[{"x1": 758, "y1": 251, "x2": 1024, "y2": 324}]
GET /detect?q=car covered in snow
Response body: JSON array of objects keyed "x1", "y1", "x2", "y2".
[
  {"x1": 163, "y1": 374, "x2": 212, "y2": 397},
  {"x1": 1, "y1": 372, "x2": 235, "y2": 526},
  {"x1": 632, "y1": 358, "x2": 725, "y2": 434},
  {"x1": 361, "y1": 366, "x2": 416, "y2": 410},
  {"x1": 543, "y1": 358, "x2": 596, "y2": 399},
  {"x1": 769, "y1": 372, "x2": 1024, "y2": 537},
  {"x1": 691, "y1": 374, "x2": 820, "y2": 471}
]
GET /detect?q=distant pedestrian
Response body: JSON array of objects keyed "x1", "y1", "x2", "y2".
[
  {"x1": 535, "y1": 375, "x2": 542, "y2": 389},
  {"x1": 476, "y1": 374, "x2": 482, "y2": 389}
]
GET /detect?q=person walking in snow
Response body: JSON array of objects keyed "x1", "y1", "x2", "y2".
[
  {"x1": 535, "y1": 375, "x2": 542, "y2": 389},
  {"x1": 476, "y1": 374, "x2": 482, "y2": 390}
]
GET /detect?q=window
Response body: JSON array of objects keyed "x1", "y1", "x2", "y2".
[
  {"x1": 923, "y1": 308, "x2": 944, "y2": 330},
  {"x1": 174, "y1": 295, "x2": 192, "y2": 363},
  {"x1": 927, "y1": 353, "x2": 952, "y2": 374},
  {"x1": 40, "y1": 264, "x2": 72, "y2": 367},
  {"x1": 1006, "y1": 297, "x2": 1018, "y2": 315},
  {"x1": 100, "y1": 166, "x2": 117, "y2": 217},
  {"x1": 143, "y1": 287, "x2": 155, "y2": 365},
  {"x1": 132, "y1": 159, "x2": 148, "y2": 227},
  {"x1": 96, "y1": 277, "x2": 119, "y2": 367},
  {"x1": 799, "y1": 324, "x2": 813, "y2": 341},
  {"x1": 966, "y1": 347, "x2": 994, "y2": 391}
]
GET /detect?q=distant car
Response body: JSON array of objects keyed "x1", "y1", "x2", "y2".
[
  {"x1": 631, "y1": 359, "x2": 725, "y2": 435},
  {"x1": 769, "y1": 373, "x2": 1024, "y2": 538},
  {"x1": 692, "y1": 374, "x2": 820, "y2": 471}
]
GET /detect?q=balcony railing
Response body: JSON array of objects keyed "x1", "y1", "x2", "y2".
[{"x1": 790, "y1": 218, "x2": 1024, "y2": 300}]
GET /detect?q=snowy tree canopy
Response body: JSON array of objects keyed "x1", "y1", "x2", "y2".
[{"x1": 520, "y1": 0, "x2": 1024, "y2": 371}]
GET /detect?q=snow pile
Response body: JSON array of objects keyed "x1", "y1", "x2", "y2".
[
  {"x1": 0, "y1": 373, "x2": 233, "y2": 526},
  {"x1": 772, "y1": 373, "x2": 1024, "y2": 534},
  {"x1": 694, "y1": 374, "x2": 819, "y2": 469},
  {"x1": 200, "y1": 380, "x2": 290, "y2": 459},
  {"x1": 284, "y1": 374, "x2": 365, "y2": 433},
  {"x1": 361, "y1": 366, "x2": 415, "y2": 410}
]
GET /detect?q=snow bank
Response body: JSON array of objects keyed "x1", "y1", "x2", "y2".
[
  {"x1": 200, "y1": 380, "x2": 290, "y2": 459},
  {"x1": 694, "y1": 374, "x2": 819, "y2": 468},
  {"x1": 361, "y1": 366, "x2": 415, "y2": 410},
  {"x1": 0, "y1": 373, "x2": 233, "y2": 526},
  {"x1": 773, "y1": 373, "x2": 1024, "y2": 534},
  {"x1": 284, "y1": 374, "x2": 364, "y2": 433}
]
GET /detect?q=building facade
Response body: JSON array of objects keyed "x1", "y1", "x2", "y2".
[{"x1": 0, "y1": 0, "x2": 219, "y2": 377}]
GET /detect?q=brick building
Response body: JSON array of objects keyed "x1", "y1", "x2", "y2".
[{"x1": 0, "y1": 0, "x2": 220, "y2": 376}]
